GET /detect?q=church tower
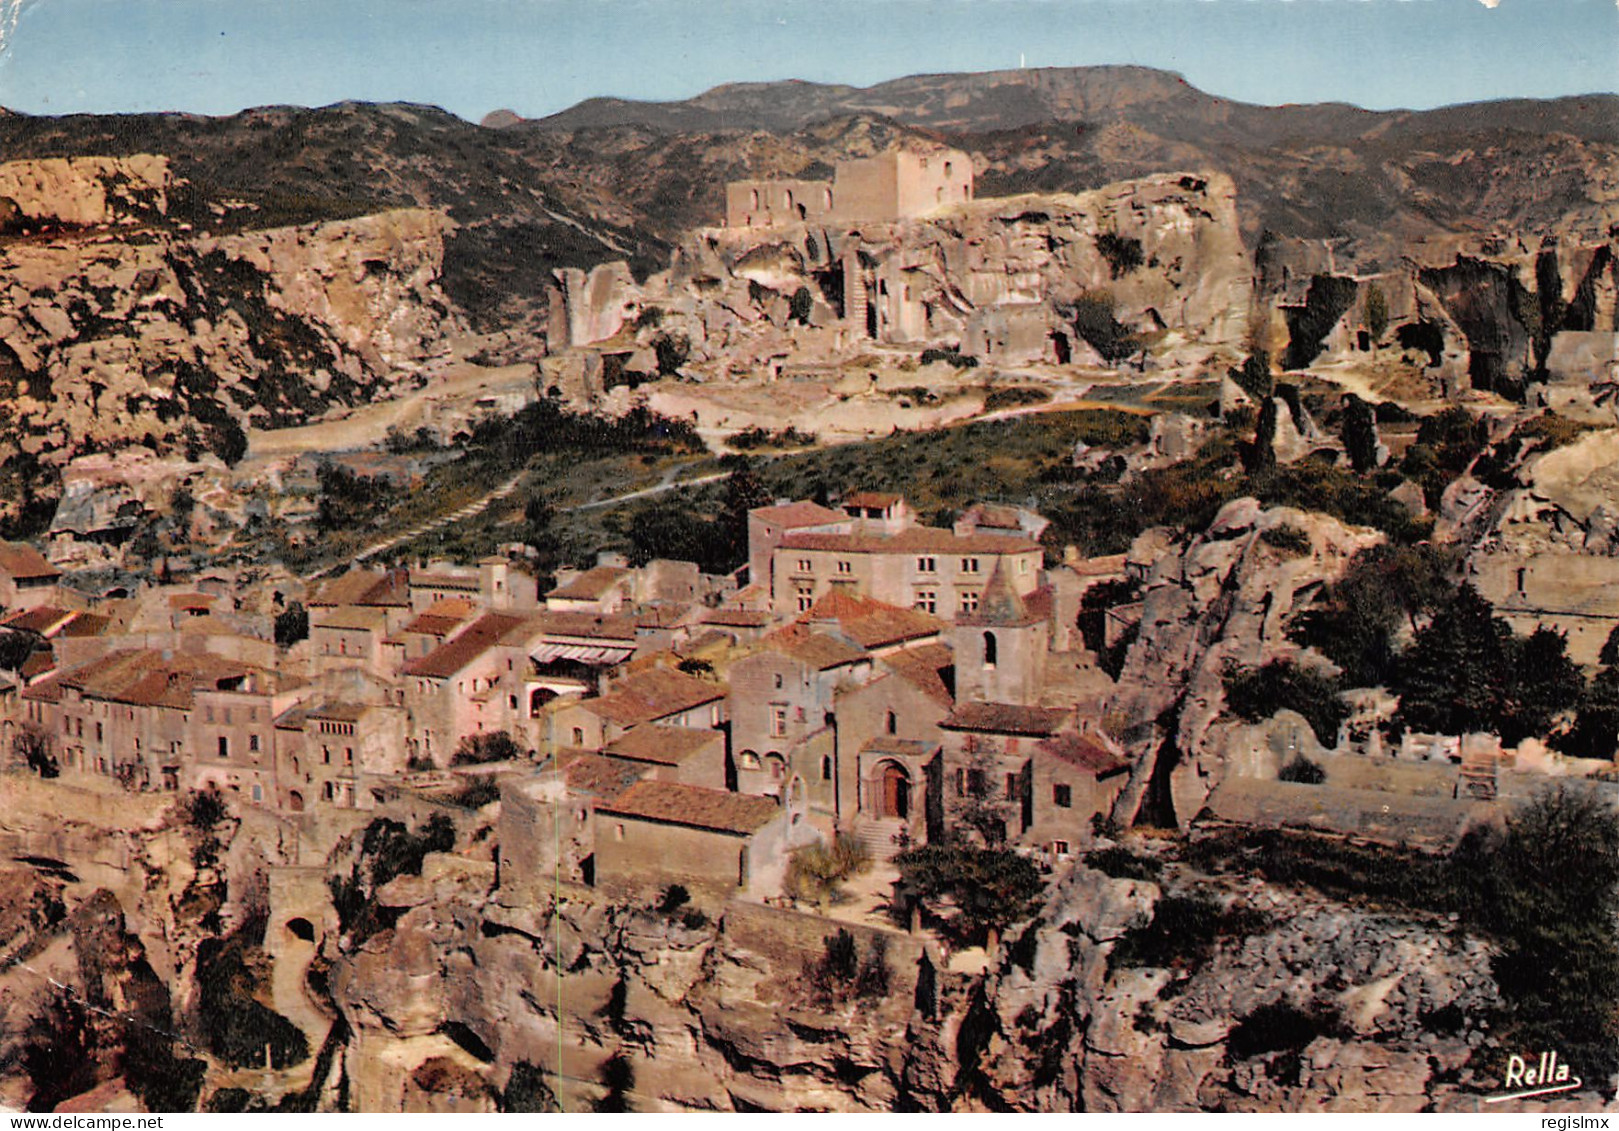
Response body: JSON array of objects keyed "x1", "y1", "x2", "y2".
[{"x1": 951, "y1": 562, "x2": 1048, "y2": 706}]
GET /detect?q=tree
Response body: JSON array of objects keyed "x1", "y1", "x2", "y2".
[
  {"x1": 1340, "y1": 393, "x2": 1379, "y2": 474},
  {"x1": 1362, "y1": 282, "x2": 1389, "y2": 344},
  {"x1": 274, "y1": 601, "x2": 309, "y2": 648},
  {"x1": 1228, "y1": 350, "x2": 1274, "y2": 403},
  {"x1": 1242, "y1": 395, "x2": 1278, "y2": 474},
  {"x1": 1599, "y1": 624, "x2": 1619, "y2": 669},
  {"x1": 789, "y1": 285, "x2": 814, "y2": 325},
  {"x1": 13, "y1": 723, "x2": 58, "y2": 778},
  {"x1": 717, "y1": 461, "x2": 771, "y2": 573},
  {"x1": 954, "y1": 744, "x2": 1016, "y2": 846},
  {"x1": 1498, "y1": 627, "x2": 1583, "y2": 746},
  {"x1": 893, "y1": 843, "x2": 1044, "y2": 949},
  {"x1": 451, "y1": 730, "x2": 524, "y2": 765},
  {"x1": 1393, "y1": 584, "x2": 1510, "y2": 736},
  {"x1": 1558, "y1": 667, "x2": 1619, "y2": 761},
  {"x1": 1222, "y1": 659, "x2": 1348, "y2": 746},
  {"x1": 1454, "y1": 785, "x2": 1619, "y2": 1084},
  {"x1": 1289, "y1": 543, "x2": 1454, "y2": 688}
]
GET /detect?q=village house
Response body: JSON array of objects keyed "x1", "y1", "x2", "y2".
[
  {"x1": 273, "y1": 698, "x2": 409, "y2": 812},
  {"x1": 594, "y1": 780, "x2": 793, "y2": 900},
  {"x1": 0, "y1": 542, "x2": 63, "y2": 610},
  {"x1": 766, "y1": 494, "x2": 1043, "y2": 619},
  {"x1": 599, "y1": 724, "x2": 728, "y2": 791},
  {"x1": 727, "y1": 624, "x2": 874, "y2": 807},
  {"x1": 400, "y1": 612, "x2": 545, "y2": 765},
  {"x1": 22, "y1": 648, "x2": 309, "y2": 799},
  {"x1": 544, "y1": 665, "x2": 727, "y2": 754}
]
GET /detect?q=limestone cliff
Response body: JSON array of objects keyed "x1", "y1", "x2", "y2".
[
  {"x1": 546, "y1": 171, "x2": 1254, "y2": 394},
  {"x1": 0, "y1": 156, "x2": 465, "y2": 524}
]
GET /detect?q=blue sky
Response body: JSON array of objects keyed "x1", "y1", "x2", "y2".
[{"x1": 1, "y1": 0, "x2": 1614, "y2": 121}]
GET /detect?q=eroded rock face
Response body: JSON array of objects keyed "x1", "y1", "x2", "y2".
[
  {"x1": 956, "y1": 864, "x2": 1506, "y2": 1113},
  {"x1": 0, "y1": 156, "x2": 172, "y2": 227},
  {"x1": 1105, "y1": 501, "x2": 1385, "y2": 828},
  {"x1": 0, "y1": 202, "x2": 464, "y2": 496},
  {"x1": 547, "y1": 171, "x2": 1255, "y2": 392}
]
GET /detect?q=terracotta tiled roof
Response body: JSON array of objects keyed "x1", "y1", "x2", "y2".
[
  {"x1": 548, "y1": 566, "x2": 631, "y2": 601},
  {"x1": 800, "y1": 591, "x2": 944, "y2": 649},
  {"x1": 634, "y1": 604, "x2": 693, "y2": 630},
  {"x1": 0, "y1": 606, "x2": 76, "y2": 635},
  {"x1": 781, "y1": 527, "x2": 1039, "y2": 555},
  {"x1": 56, "y1": 649, "x2": 279, "y2": 710},
  {"x1": 960, "y1": 503, "x2": 1023, "y2": 530},
  {"x1": 308, "y1": 569, "x2": 408, "y2": 608},
  {"x1": 763, "y1": 624, "x2": 869, "y2": 671},
  {"x1": 401, "y1": 613, "x2": 463, "y2": 638},
  {"x1": 702, "y1": 607, "x2": 775, "y2": 628},
  {"x1": 599, "y1": 780, "x2": 780, "y2": 835},
  {"x1": 20, "y1": 648, "x2": 56, "y2": 681},
  {"x1": 410, "y1": 571, "x2": 480, "y2": 592},
  {"x1": 422, "y1": 596, "x2": 479, "y2": 620},
  {"x1": 402, "y1": 613, "x2": 526, "y2": 679},
  {"x1": 21, "y1": 671, "x2": 62, "y2": 701},
  {"x1": 942, "y1": 701, "x2": 1071, "y2": 737},
  {"x1": 533, "y1": 610, "x2": 640, "y2": 642},
  {"x1": 880, "y1": 643, "x2": 956, "y2": 707},
  {"x1": 602, "y1": 724, "x2": 722, "y2": 766},
  {"x1": 1040, "y1": 732, "x2": 1129, "y2": 777},
  {"x1": 0, "y1": 542, "x2": 59, "y2": 581},
  {"x1": 559, "y1": 751, "x2": 644, "y2": 802},
  {"x1": 579, "y1": 667, "x2": 725, "y2": 727},
  {"x1": 750, "y1": 500, "x2": 845, "y2": 528},
  {"x1": 58, "y1": 612, "x2": 112, "y2": 638},
  {"x1": 314, "y1": 606, "x2": 389, "y2": 632},
  {"x1": 167, "y1": 592, "x2": 215, "y2": 611}
]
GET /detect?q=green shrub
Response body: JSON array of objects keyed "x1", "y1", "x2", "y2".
[
  {"x1": 1111, "y1": 894, "x2": 1272, "y2": 971},
  {"x1": 1085, "y1": 845, "x2": 1162, "y2": 882},
  {"x1": 1222, "y1": 660, "x2": 1347, "y2": 746},
  {"x1": 1278, "y1": 757, "x2": 1326, "y2": 784},
  {"x1": 1259, "y1": 524, "x2": 1312, "y2": 556}
]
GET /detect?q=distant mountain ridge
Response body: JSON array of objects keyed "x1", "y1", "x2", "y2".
[{"x1": 0, "y1": 65, "x2": 1612, "y2": 334}]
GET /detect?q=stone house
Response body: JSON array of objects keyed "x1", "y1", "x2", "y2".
[
  {"x1": 939, "y1": 701, "x2": 1074, "y2": 845},
  {"x1": 727, "y1": 625, "x2": 874, "y2": 802},
  {"x1": 1024, "y1": 730, "x2": 1131, "y2": 860},
  {"x1": 746, "y1": 500, "x2": 846, "y2": 592},
  {"x1": 594, "y1": 780, "x2": 793, "y2": 900},
  {"x1": 545, "y1": 666, "x2": 727, "y2": 754},
  {"x1": 27, "y1": 648, "x2": 308, "y2": 800},
  {"x1": 497, "y1": 754, "x2": 645, "y2": 897},
  {"x1": 273, "y1": 699, "x2": 409, "y2": 812},
  {"x1": 0, "y1": 542, "x2": 62, "y2": 611},
  {"x1": 400, "y1": 612, "x2": 536, "y2": 766},
  {"x1": 770, "y1": 509, "x2": 1042, "y2": 619},
  {"x1": 599, "y1": 724, "x2": 728, "y2": 791}
]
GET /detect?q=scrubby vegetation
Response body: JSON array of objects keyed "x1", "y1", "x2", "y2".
[
  {"x1": 785, "y1": 835, "x2": 872, "y2": 906},
  {"x1": 803, "y1": 928, "x2": 892, "y2": 1007},
  {"x1": 1191, "y1": 785, "x2": 1619, "y2": 1088},
  {"x1": 329, "y1": 813, "x2": 456, "y2": 941},
  {"x1": 1110, "y1": 893, "x2": 1273, "y2": 972}
]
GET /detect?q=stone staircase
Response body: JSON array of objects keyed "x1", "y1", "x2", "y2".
[{"x1": 854, "y1": 817, "x2": 909, "y2": 861}]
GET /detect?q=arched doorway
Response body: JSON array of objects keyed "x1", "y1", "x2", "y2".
[
  {"x1": 878, "y1": 761, "x2": 911, "y2": 821},
  {"x1": 288, "y1": 791, "x2": 305, "y2": 812}
]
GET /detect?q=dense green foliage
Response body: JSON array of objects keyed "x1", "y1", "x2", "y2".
[
  {"x1": 803, "y1": 928, "x2": 892, "y2": 1006},
  {"x1": 451, "y1": 730, "x2": 524, "y2": 765},
  {"x1": 329, "y1": 814, "x2": 456, "y2": 940},
  {"x1": 1222, "y1": 659, "x2": 1348, "y2": 745},
  {"x1": 1393, "y1": 586, "x2": 1582, "y2": 744},
  {"x1": 273, "y1": 600, "x2": 309, "y2": 648},
  {"x1": 893, "y1": 843, "x2": 1044, "y2": 946},
  {"x1": 1289, "y1": 542, "x2": 1455, "y2": 687},
  {"x1": 1339, "y1": 393, "x2": 1379, "y2": 473}
]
